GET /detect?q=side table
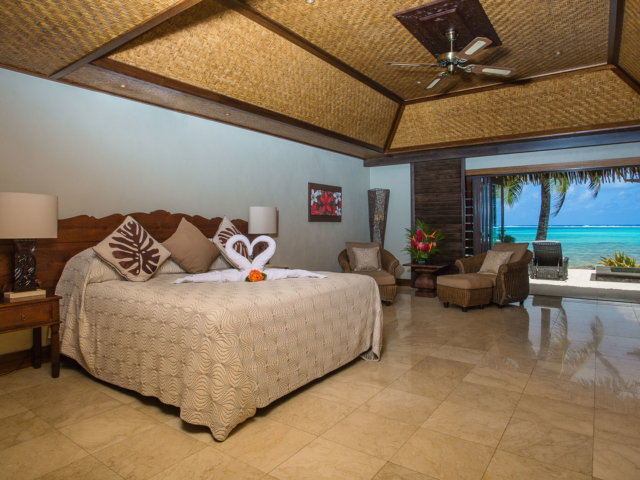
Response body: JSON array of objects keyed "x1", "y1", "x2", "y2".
[{"x1": 403, "y1": 264, "x2": 448, "y2": 298}]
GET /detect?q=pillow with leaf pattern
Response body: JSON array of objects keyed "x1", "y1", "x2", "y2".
[{"x1": 93, "y1": 216, "x2": 171, "y2": 281}]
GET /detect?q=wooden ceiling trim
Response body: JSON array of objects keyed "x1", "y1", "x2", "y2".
[
  {"x1": 613, "y1": 67, "x2": 640, "y2": 95},
  {"x1": 404, "y1": 64, "x2": 612, "y2": 105},
  {"x1": 384, "y1": 103, "x2": 406, "y2": 153},
  {"x1": 216, "y1": 0, "x2": 402, "y2": 105},
  {"x1": 49, "y1": 0, "x2": 205, "y2": 80},
  {"x1": 364, "y1": 128, "x2": 640, "y2": 167},
  {"x1": 0, "y1": 63, "x2": 48, "y2": 80},
  {"x1": 608, "y1": 0, "x2": 626, "y2": 64},
  {"x1": 92, "y1": 58, "x2": 385, "y2": 153},
  {"x1": 466, "y1": 156, "x2": 640, "y2": 177}
]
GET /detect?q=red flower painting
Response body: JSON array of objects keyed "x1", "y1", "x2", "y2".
[{"x1": 309, "y1": 183, "x2": 342, "y2": 222}]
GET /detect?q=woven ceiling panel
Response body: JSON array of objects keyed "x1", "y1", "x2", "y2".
[
  {"x1": 63, "y1": 66, "x2": 381, "y2": 159},
  {"x1": 391, "y1": 69, "x2": 640, "y2": 150},
  {"x1": 619, "y1": 0, "x2": 640, "y2": 85},
  {"x1": 108, "y1": 1, "x2": 397, "y2": 147},
  {"x1": 243, "y1": 0, "x2": 609, "y2": 100},
  {"x1": 0, "y1": 0, "x2": 180, "y2": 76}
]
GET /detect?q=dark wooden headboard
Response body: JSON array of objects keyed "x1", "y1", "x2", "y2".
[{"x1": 0, "y1": 210, "x2": 249, "y2": 294}]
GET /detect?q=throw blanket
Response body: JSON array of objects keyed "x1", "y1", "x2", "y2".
[{"x1": 56, "y1": 249, "x2": 382, "y2": 441}]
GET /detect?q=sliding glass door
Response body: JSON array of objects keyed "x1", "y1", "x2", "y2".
[{"x1": 471, "y1": 176, "x2": 505, "y2": 254}]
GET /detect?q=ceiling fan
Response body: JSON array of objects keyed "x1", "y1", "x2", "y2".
[{"x1": 387, "y1": 29, "x2": 516, "y2": 90}]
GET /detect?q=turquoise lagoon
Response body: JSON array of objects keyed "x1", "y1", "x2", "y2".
[{"x1": 500, "y1": 226, "x2": 640, "y2": 267}]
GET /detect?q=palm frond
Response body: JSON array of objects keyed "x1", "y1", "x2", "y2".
[
  {"x1": 503, "y1": 178, "x2": 524, "y2": 208},
  {"x1": 551, "y1": 177, "x2": 570, "y2": 217}
]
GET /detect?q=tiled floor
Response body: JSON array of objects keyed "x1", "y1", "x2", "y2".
[{"x1": 1, "y1": 288, "x2": 639, "y2": 479}]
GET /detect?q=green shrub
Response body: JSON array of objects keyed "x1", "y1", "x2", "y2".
[
  {"x1": 503, "y1": 235, "x2": 516, "y2": 243},
  {"x1": 598, "y1": 251, "x2": 637, "y2": 268}
]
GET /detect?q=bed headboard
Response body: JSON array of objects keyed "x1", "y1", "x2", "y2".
[{"x1": 0, "y1": 210, "x2": 249, "y2": 294}]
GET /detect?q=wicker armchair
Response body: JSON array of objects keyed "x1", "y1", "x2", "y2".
[
  {"x1": 437, "y1": 247, "x2": 533, "y2": 311},
  {"x1": 530, "y1": 241, "x2": 569, "y2": 281},
  {"x1": 338, "y1": 248, "x2": 399, "y2": 305}
]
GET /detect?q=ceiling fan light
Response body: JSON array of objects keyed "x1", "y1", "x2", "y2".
[{"x1": 426, "y1": 77, "x2": 441, "y2": 89}]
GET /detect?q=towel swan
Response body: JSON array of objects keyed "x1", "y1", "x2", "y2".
[{"x1": 172, "y1": 234, "x2": 326, "y2": 284}]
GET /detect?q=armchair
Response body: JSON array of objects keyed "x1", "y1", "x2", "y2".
[
  {"x1": 530, "y1": 241, "x2": 569, "y2": 281},
  {"x1": 338, "y1": 248, "x2": 399, "y2": 305}
]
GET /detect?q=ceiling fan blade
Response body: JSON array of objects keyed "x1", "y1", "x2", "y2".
[
  {"x1": 465, "y1": 64, "x2": 516, "y2": 76},
  {"x1": 386, "y1": 62, "x2": 437, "y2": 67},
  {"x1": 456, "y1": 37, "x2": 492, "y2": 61},
  {"x1": 424, "y1": 73, "x2": 448, "y2": 90}
]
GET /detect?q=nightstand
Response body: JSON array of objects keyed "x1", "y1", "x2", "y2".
[{"x1": 0, "y1": 294, "x2": 62, "y2": 378}]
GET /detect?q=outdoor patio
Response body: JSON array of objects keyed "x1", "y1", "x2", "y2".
[{"x1": 531, "y1": 269, "x2": 640, "y2": 303}]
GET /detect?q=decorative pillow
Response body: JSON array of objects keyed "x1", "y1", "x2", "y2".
[
  {"x1": 491, "y1": 242, "x2": 529, "y2": 263},
  {"x1": 163, "y1": 218, "x2": 219, "y2": 274},
  {"x1": 345, "y1": 242, "x2": 382, "y2": 270},
  {"x1": 478, "y1": 250, "x2": 514, "y2": 274},
  {"x1": 212, "y1": 216, "x2": 250, "y2": 269},
  {"x1": 353, "y1": 247, "x2": 381, "y2": 272},
  {"x1": 93, "y1": 216, "x2": 171, "y2": 281},
  {"x1": 209, "y1": 255, "x2": 232, "y2": 271}
]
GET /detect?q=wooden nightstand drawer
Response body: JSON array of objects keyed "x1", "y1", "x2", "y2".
[{"x1": 0, "y1": 301, "x2": 55, "y2": 331}]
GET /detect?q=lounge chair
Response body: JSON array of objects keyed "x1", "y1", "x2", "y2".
[
  {"x1": 530, "y1": 241, "x2": 569, "y2": 281},
  {"x1": 338, "y1": 246, "x2": 399, "y2": 305}
]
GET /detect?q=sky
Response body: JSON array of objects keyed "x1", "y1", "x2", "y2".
[{"x1": 504, "y1": 180, "x2": 640, "y2": 226}]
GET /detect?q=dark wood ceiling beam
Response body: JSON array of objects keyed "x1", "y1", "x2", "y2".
[
  {"x1": 92, "y1": 58, "x2": 385, "y2": 153},
  {"x1": 608, "y1": 0, "x2": 626, "y2": 65},
  {"x1": 364, "y1": 127, "x2": 640, "y2": 167},
  {"x1": 49, "y1": 0, "x2": 206, "y2": 80},
  {"x1": 612, "y1": 67, "x2": 640, "y2": 96},
  {"x1": 384, "y1": 103, "x2": 405, "y2": 152},
  {"x1": 215, "y1": 0, "x2": 403, "y2": 105}
]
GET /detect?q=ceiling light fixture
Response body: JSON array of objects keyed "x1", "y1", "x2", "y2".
[
  {"x1": 120, "y1": 84, "x2": 126, "y2": 88},
  {"x1": 555, "y1": 51, "x2": 562, "y2": 55},
  {"x1": 306, "y1": 0, "x2": 315, "y2": 4}
]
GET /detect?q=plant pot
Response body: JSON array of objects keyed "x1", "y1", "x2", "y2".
[{"x1": 417, "y1": 259, "x2": 427, "y2": 265}]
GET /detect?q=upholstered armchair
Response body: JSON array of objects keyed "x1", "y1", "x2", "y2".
[
  {"x1": 437, "y1": 243, "x2": 533, "y2": 311},
  {"x1": 338, "y1": 248, "x2": 399, "y2": 305}
]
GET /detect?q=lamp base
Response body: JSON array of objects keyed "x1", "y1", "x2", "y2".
[{"x1": 13, "y1": 239, "x2": 38, "y2": 293}]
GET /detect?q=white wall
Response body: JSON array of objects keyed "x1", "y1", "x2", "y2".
[
  {"x1": 370, "y1": 164, "x2": 412, "y2": 279},
  {"x1": 0, "y1": 68, "x2": 371, "y2": 355}
]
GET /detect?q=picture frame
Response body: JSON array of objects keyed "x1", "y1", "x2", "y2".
[{"x1": 308, "y1": 183, "x2": 342, "y2": 222}]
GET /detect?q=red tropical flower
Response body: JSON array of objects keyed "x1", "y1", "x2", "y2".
[{"x1": 416, "y1": 229, "x2": 422, "y2": 243}]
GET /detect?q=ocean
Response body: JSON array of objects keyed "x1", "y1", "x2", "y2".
[{"x1": 500, "y1": 226, "x2": 640, "y2": 267}]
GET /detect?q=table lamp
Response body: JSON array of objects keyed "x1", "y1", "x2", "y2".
[
  {"x1": 0, "y1": 192, "x2": 58, "y2": 299},
  {"x1": 248, "y1": 206, "x2": 277, "y2": 258}
]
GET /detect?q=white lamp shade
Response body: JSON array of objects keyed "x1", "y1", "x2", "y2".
[
  {"x1": 0, "y1": 192, "x2": 58, "y2": 239},
  {"x1": 248, "y1": 206, "x2": 277, "y2": 234}
]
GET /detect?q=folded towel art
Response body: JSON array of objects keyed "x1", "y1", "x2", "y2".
[{"x1": 172, "y1": 234, "x2": 327, "y2": 284}]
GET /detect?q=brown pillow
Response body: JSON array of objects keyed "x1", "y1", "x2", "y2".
[
  {"x1": 163, "y1": 218, "x2": 219, "y2": 274},
  {"x1": 491, "y1": 242, "x2": 529, "y2": 263},
  {"x1": 212, "y1": 216, "x2": 251, "y2": 269},
  {"x1": 345, "y1": 241, "x2": 382, "y2": 270},
  {"x1": 93, "y1": 216, "x2": 171, "y2": 281}
]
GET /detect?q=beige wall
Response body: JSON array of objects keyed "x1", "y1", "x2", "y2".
[{"x1": 0, "y1": 68, "x2": 371, "y2": 355}]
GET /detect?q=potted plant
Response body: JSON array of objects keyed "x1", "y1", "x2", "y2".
[{"x1": 404, "y1": 220, "x2": 446, "y2": 265}]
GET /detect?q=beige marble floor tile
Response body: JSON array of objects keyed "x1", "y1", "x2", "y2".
[
  {"x1": 59, "y1": 404, "x2": 159, "y2": 453},
  {"x1": 476, "y1": 348, "x2": 537, "y2": 375},
  {"x1": 32, "y1": 388, "x2": 123, "y2": 429},
  {"x1": 411, "y1": 357, "x2": 475, "y2": 381},
  {"x1": 214, "y1": 417, "x2": 315, "y2": 473},
  {"x1": 531, "y1": 361, "x2": 596, "y2": 384},
  {"x1": 38, "y1": 456, "x2": 123, "y2": 480},
  {"x1": 331, "y1": 361, "x2": 409, "y2": 388},
  {"x1": 429, "y1": 345, "x2": 485, "y2": 365},
  {"x1": 445, "y1": 333, "x2": 497, "y2": 352},
  {"x1": 129, "y1": 396, "x2": 181, "y2": 423},
  {"x1": 422, "y1": 402, "x2": 510, "y2": 448},
  {"x1": 0, "y1": 429, "x2": 88, "y2": 480},
  {"x1": 594, "y1": 407, "x2": 640, "y2": 447},
  {"x1": 594, "y1": 386, "x2": 640, "y2": 416},
  {"x1": 263, "y1": 393, "x2": 353, "y2": 435},
  {"x1": 165, "y1": 418, "x2": 216, "y2": 445},
  {"x1": 305, "y1": 378, "x2": 382, "y2": 408},
  {"x1": 513, "y1": 394, "x2": 594, "y2": 436},
  {"x1": 498, "y1": 418, "x2": 593, "y2": 475},
  {"x1": 388, "y1": 370, "x2": 461, "y2": 401},
  {"x1": 463, "y1": 366, "x2": 530, "y2": 393},
  {"x1": 0, "y1": 395, "x2": 28, "y2": 421},
  {"x1": 360, "y1": 388, "x2": 440, "y2": 426},
  {"x1": 391, "y1": 428, "x2": 494, "y2": 480},
  {"x1": 372, "y1": 462, "x2": 437, "y2": 479},
  {"x1": 271, "y1": 437, "x2": 386, "y2": 480},
  {"x1": 482, "y1": 450, "x2": 591, "y2": 480},
  {"x1": 593, "y1": 437, "x2": 640, "y2": 480},
  {"x1": 322, "y1": 410, "x2": 416, "y2": 461},
  {"x1": 94, "y1": 424, "x2": 204, "y2": 480},
  {"x1": 445, "y1": 381, "x2": 521, "y2": 415},
  {"x1": 489, "y1": 342, "x2": 541, "y2": 361},
  {"x1": 379, "y1": 348, "x2": 429, "y2": 368},
  {"x1": 523, "y1": 376, "x2": 594, "y2": 408},
  {"x1": 385, "y1": 338, "x2": 442, "y2": 356},
  {"x1": 10, "y1": 377, "x2": 94, "y2": 410},
  {"x1": 150, "y1": 446, "x2": 263, "y2": 480},
  {"x1": 0, "y1": 367, "x2": 59, "y2": 394},
  {"x1": 0, "y1": 410, "x2": 52, "y2": 452},
  {"x1": 81, "y1": 378, "x2": 141, "y2": 405}
]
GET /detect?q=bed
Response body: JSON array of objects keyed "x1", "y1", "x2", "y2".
[{"x1": 48, "y1": 211, "x2": 382, "y2": 441}]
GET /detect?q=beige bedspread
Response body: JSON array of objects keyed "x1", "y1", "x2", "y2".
[{"x1": 56, "y1": 249, "x2": 382, "y2": 441}]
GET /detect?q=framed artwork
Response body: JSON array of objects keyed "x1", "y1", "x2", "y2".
[{"x1": 308, "y1": 183, "x2": 342, "y2": 222}]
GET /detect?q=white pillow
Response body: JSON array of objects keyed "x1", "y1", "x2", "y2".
[{"x1": 478, "y1": 250, "x2": 513, "y2": 274}]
